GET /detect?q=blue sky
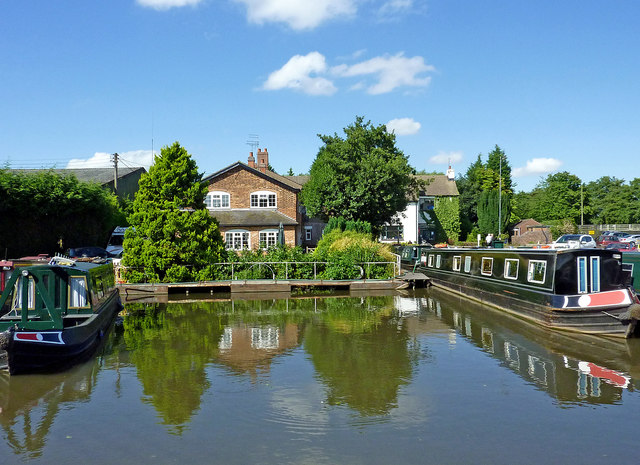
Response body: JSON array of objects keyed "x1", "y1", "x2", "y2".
[{"x1": 1, "y1": 0, "x2": 638, "y2": 192}]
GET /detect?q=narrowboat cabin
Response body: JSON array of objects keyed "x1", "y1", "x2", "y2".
[
  {"x1": 622, "y1": 252, "x2": 640, "y2": 293},
  {"x1": 416, "y1": 247, "x2": 640, "y2": 337},
  {"x1": 0, "y1": 257, "x2": 122, "y2": 374}
]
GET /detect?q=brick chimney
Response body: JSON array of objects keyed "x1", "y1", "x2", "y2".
[
  {"x1": 257, "y1": 148, "x2": 269, "y2": 173},
  {"x1": 247, "y1": 151, "x2": 256, "y2": 168}
]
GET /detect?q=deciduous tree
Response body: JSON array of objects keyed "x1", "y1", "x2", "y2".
[{"x1": 300, "y1": 117, "x2": 416, "y2": 232}]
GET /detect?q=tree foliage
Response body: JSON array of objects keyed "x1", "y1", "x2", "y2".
[
  {"x1": 0, "y1": 169, "x2": 123, "y2": 257},
  {"x1": 122, "y1": 142, "x2": 226, "y2": 283},
  {"x1": 300, "y1": 117, "x2": 415, "y2": 231}
]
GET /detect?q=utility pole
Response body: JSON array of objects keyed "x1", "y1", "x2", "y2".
[
  {"x1": 581, "y1": 183, "x2": 584, "y2": 226},
  {"x1": 111, "y1": 152, "x2": 119, "y2": 195},
  {"x1": 498, "y1": 155, "x2": 502, "y2": 238}
]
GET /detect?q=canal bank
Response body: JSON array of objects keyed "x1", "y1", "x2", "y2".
[{"x1": 117, "y1": 276, "x2": 426, "y2": 301}]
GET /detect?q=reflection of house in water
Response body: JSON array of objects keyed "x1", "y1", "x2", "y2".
[
  {"x1": 410, "y1": 291, "x2": 637, "y2": 405},
  {"x1": 216, "y1": 323, "x2": 300, "y2": 380}
]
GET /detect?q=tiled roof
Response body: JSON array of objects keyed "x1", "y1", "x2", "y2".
[
  {"x1": 208, "y1": 210, "x2": 298, "y2": 227},
  {"x1": 203, "y1": 162, "x2": 302, "y2": 191},
  {"x1": 8, "y1": 167, "x2": 145, "y2": 185},
  {"x1": 414, "y1": 174, "x2": 459, "y2": 196}
]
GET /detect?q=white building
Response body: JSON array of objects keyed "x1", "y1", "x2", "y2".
[{"x1": 380, "y1": 168, "x2": 459, "y2": 244}]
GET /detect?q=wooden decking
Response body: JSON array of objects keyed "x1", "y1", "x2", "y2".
[{"x1": 118, "y1": 278, "x2": 407, "y2": 298}]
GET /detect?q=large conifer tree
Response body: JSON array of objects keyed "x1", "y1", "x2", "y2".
[{"x1": 122, "y1": 142, "x2": 225, "y2": 283}]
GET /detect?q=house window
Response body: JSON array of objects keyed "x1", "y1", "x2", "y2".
[
  {"x1": 464, "y1": 256, "x2": 472, "y2": 273},
  {"x1": 225, "y1": 231, "x2": 250, "y2": 250},
  {"x1": 380, "y1": 225, "x2": 403, "y2": 241},
  {"x1": 527, "y1": 260, "x2": 547, "y2": 284},
  {"x1": 504, "y1": 259, "x2": 519, "y2": 280},
  {"x1": 305, "y1": 226, "x2": 312, "y2": 241},
  {"x1": 250, "y1": 191, "x2": 276, "y2": 208},
  {"x1": 205, "y1": 191, "x2": 230, "y2": 209},
  {"x1": 481, "y1": 257, "x2": 493, "y2": 276},
  {"x1": 453, "y1": 256, "x2": 462, "y2": 271},
  {"x1": 259, "y1": 230, "x2": 278, "y2": 249}
]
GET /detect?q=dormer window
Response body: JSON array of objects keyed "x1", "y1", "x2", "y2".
[
  {"x1": 250, "y1": 191, "x2": 276, "y2": 208},
  {"x1": 205, "y1": 191, "x2": 230, "y2": 209}
]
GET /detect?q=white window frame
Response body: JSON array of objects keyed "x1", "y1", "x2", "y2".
[
  {"x1": 428, "y1": 254, "x2": 434, "y2": 267},
  {"x1": 68, "y1": 276, "x2": 89, "y2": 309},
  {"x1": 464, "y1": 256, "x2": 472, "y2": 273},
  {"x1": 504, "y1": 259, "x2": 519, "y2": 280},
  {"x1": 527, "y1": 260, "x2": 547, "y2": 284},
  {"x1": 481, "y1": 257, "x2": 493, "y2": 276},
  {"x1": 250, "y1": 191, "x2": 277, "y2": 208},
  {"x1": 577, "y1": 256, "x2": 588, "y2": 294},
  {"x1": 590, "y1": 256, "x2": 601, "y2": 293},
  {"x1": 453, "y1": 256, "x2": 462, "y2": 272},
  {"x1": 304, "y1": 226, "x2": 312, "y2": 241},
  {"x1": 225, "y1": 230, "x2": 250, "y2": 250},
  {"x1": 205, "y1": 191, "x2": 230, "y2": 209},
  {"x1": 259, "y1": 229, "x2": 278, "y2": 249},
  {"x1": 436, "y1": 255, "x2": 442, "y2": 269}
]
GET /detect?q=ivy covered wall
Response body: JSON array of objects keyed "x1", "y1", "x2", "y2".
[{"x1": 434, "y1": 196, "x2": 461, "y2": 243}]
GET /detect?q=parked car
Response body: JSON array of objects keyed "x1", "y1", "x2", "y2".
[
  {"x1": 619, "y1": 233, "x2": 640, "y2": 243},
  {"x1": 106, "y1": 226, "x2": 129, "y2": 258},
  {"x1": 65, "y1": 246, "x2": 113, "y2": 259},
  {"x1": 605, "y1": 242, "x2": 638, "y2": 252},
  {"x1": 596, "y1": 234, "x2": 625, "y2": 247},
  {"x1": 551, "y1": 234, "x2": 597, "y2": 249}
]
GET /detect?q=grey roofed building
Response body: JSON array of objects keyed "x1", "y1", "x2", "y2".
[
  {"x1": 208, "y1": 210, "x2": 298, "y2": 228},
  {"x1": 8, "y1": 167, "x2": 146, "y2": 199}
]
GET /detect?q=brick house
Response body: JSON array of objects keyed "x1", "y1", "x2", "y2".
[
  {"x1": 202, "y1": 149, "x2": 303, "y2": 250},
  {"x1": 511, "y1": 219, "x2": 552, "y2": 246}
]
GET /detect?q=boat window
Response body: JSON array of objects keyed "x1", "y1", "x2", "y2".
[
  {"x1": 527, "y1": 260, "x2": 547, "y2": 284},
  {"x1": 12, "y1": 277, "x2": 35, "y2": 310},
  {"x1": 453, "y1": 256, "x2": 462, "y2": 271},
  {"x1": 481, "y1": 257, "x2": 493, "y2": 276},
  {"x1": 436, "y1": 255, "x2": 442, "y2": 268},
  {"x1": 428, "y1": 254, "x2": 434, "y2": 267},
  {"x1": 69, "y1": 276, "x2": 89, "y2": 309},
  {"x1": 464, "y1": 256, "x2": 472, "y2": 273},
  {"x1": 504, "y1": 259, "x2": 519, "y2": 280},
  {"x1": 577, "y1": 257, "x2": 588, "y2": 294},
  {"x1": 590, "y1": 256, "x2": 600, "y2": 293}
]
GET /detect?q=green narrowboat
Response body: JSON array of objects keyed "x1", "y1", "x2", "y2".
[{"x1": 0, "y1": 257, "x2": 122, "y2": 375}]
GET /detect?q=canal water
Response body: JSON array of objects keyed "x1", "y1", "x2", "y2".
[{"x1": 2, "y1": 289, "x2": 640, "y2": 464}]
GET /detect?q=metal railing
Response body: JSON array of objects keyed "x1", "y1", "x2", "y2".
[
  {"x1": 578, "y1": 224, "x2": 640, "y2": 233},
  {"x1": 211, "y1": 260, "x2": 398, "y2": 280}
]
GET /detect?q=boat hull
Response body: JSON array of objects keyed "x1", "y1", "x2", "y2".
[
  {"x1": 3, "y1": 291, "x2": 121, "y2": 374},
  {"x1": 415, "y1": 247, "x2": 637, "y2": 337}
]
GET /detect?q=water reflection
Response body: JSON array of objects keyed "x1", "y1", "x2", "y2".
[
  {"x1": 420, "y1": 287, "x2": 640, "y2": 405},
  {"x1": 3, "y1": 290, "x2": 640, "y2": 461}
]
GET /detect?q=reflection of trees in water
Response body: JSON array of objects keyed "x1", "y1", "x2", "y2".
[
  {"x1": 123, "y1": 302, "x2": 224, "y2": 434},
  {"x1": 304, "y1": 297, "x2": 417, "y2": 416}
]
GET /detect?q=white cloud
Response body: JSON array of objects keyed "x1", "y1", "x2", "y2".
[
  {"x1": 332, "y1": 53, "x2": 434, "y2": 94},
  {"x1": 234, "y1": 0, "x2": 356, "y2": 30},
  {"x1": 386, "y1": 117, "x2": 421, "y2": 135},
  {"x1": 429, "y1": 151, "x2": 463, "y2": 165},
  {"x1": 136, "y1": 0, "x2": 202, "y2": 10},
  {"x1": 512, "y1": 158, "x2": 563, "y2": 177},
  {"x1": 263, "y1": 51, "x2": 434, "y2": 95},
  {"x1": 67, "y1": 150, "x2": 155, "y2": 171},
  {"x1": 262, "y1": 52, "x2": 337, "y2": 95}
]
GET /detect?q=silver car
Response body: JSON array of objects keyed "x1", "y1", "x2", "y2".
[{"x1": 551, "y1": 234, "x2": 597, "y2": 249}]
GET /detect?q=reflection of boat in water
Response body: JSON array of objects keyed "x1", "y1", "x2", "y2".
[
  {"x1": 0, "y1": 258, "x2": 122, "y2": 374},
  {"x1": 414, "y1": 287, "x2": 640, "y2": 404},
  {"x1": 0, "y1": 357, "x2": 102, "y2": 458}
]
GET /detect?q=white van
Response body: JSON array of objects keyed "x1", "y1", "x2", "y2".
[{"x1": 106, "y1": 226, "x2": 128, "y2": 257}]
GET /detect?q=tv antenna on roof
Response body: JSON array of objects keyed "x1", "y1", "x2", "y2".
[{"x1": 246, "y1": 134, "x2": 259, "y2": 152}]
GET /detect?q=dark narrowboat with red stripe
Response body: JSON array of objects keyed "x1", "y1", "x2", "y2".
[
  {"x1": 0, "y1": 257, "x2": 122, "y2": 374},
  {"x1": 415, "y1": 247, "x2": 640, "y2": 337}
]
